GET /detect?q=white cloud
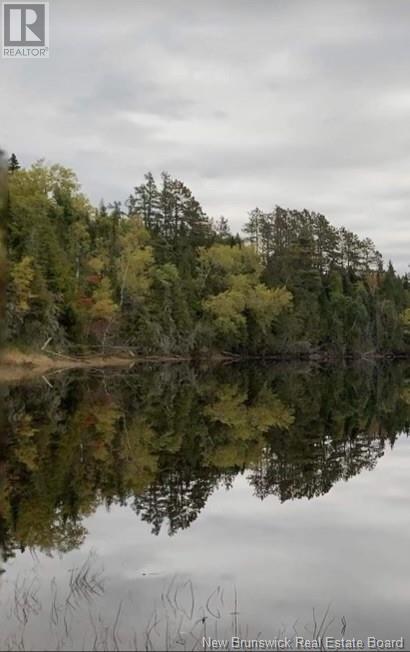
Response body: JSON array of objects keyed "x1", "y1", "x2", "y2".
[{"x1": 0, "y1": 0, "x2": 409, "y2": 271}]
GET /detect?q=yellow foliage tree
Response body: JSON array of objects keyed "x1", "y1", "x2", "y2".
[
  {"x1": 118, "y1": 219, "x2": 154, "y2": 307},
  {"x1": 10, "y1": 256, "x2": 35, "y2": 318},
  {"x1": 201, "y1": 244, "x2": 292, "y2": 341},
  {"x1": 400, "y1": 308, "x2": 410, "y2": 334}
]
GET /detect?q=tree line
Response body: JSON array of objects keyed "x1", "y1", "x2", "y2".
[{"x1": 1, "y1": 153, "x2": 409, "y2": 357}]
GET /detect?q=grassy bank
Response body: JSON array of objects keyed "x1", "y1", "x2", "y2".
[{"x1": 0, "y1": 348, "x2": 140, "y2": 383}]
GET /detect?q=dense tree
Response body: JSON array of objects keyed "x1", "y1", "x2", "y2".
[
  {"x1": 3, "y1": 159, "x2": 409, "y2": 356},
  {"x1": 244, "y1": 206, "x2": 408, "y2": 355}
]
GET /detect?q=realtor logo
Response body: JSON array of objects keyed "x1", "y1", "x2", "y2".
[{"x1": 2, "y1": 2, "x2": 49, "y2": 57}]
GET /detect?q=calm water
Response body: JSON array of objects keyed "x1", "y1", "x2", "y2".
[{"x1": 0, "y1": 362, "x2": 409, "y2": 651}]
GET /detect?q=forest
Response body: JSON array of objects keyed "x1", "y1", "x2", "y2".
[{"x1": 1, "y1": 152, "x2": 409, "y2": 358}]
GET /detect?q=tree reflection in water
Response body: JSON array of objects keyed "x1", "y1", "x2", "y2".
[{"x1": 0, "y1": 362, "x2": 409, "y2": 557}]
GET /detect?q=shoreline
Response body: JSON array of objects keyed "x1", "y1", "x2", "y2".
[
  {"x1": 0, "y1": 350, "x2": 132, "y2": 383},
  {"x1": 0, "y1": 348, "x2": 408, "y2": 384},
  {"x1": 0, "y1": 349, "x2": 232, "y2": 383}
]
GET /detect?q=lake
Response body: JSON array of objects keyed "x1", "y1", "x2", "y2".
[{"x1": 0, "y1": 362, "x2": 409, "y2": 651}]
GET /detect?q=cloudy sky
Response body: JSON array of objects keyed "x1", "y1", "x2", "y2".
[{"x1": 1, "y1": 1, "x2": 410, "y2": 271}]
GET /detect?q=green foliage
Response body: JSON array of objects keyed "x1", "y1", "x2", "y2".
[
  {"x1": 117, "y1": 218, "x2": 154, "y2": 304},
  {"x1": 10, "y1": 255, "x2": 35, "y2": 316},
  {"x1": 8, "y1": 153, "x2": 20, "y2": 173},
  {"x1": 401, "y1": 308, "x2": 410, "y2": 331},
  {"x1": 4, "y1": 158, "x2": 409, "y2": 355},
  {"x1": 200, "y1": 244, "x2": 292, "y2": 350},
  {"x1": 244, "y1": 206, "x2": 409, "y2": 355}
]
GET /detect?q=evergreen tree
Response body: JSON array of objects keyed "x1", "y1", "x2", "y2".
[
  {"x1": 2, "y1": 159, "x2": 409, "y2": 357},
  {"x1": 8, "y1": 153, "x2": 20, "y2": 173}
]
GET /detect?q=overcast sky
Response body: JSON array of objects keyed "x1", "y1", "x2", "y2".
[{"x1": 1, "y1": 1, "x2": 409, "y2": 271}]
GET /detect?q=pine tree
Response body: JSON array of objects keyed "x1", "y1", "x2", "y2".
[
  {"x1": 3, "y1": 160, "x2": 409, "y2": 357},
  {"x1": 8, "y1": 153, "x2": 20, "y2": 173}
]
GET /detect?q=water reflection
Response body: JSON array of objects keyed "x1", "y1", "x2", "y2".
[{"x1": 1, "y1": 362, "x2": 409, "y2": 558}]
